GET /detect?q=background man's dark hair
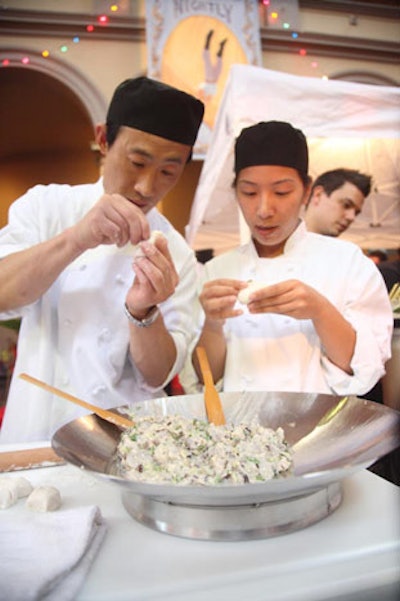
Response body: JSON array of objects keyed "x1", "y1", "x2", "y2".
[{"x1": 308, "y1": 168, "x2": 372, "y2": 201}]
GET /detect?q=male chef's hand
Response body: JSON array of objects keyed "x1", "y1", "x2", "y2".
[
  {"x1": 247, "y1": 279, "x2": 326, "y2": 320},
  {"x1": 70, "y1": 193, "x2": 150, "y2": 251},
  {"x1": 125, "y1": 234, "x2": 179, "y2": 316}
]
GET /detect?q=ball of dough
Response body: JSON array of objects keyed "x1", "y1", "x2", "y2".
[
  {"x1": 6, "y1": 476, "x2": 33, "y2": 499},
  {"x1": 26, "y1": 486, "x2": 62, "y2": 512},
  {"x1": 238, "y1": 281, "x2": 267, "y2": 305},
  {"x1": 0, "y1": 481, "x2": 18, "y2": 509},
  {"x1": 148, "y1": 230, "x2": 165, "y2": 244},
  {"x1": 132, "y1": 230, "x2": 166, "y2": 260}
]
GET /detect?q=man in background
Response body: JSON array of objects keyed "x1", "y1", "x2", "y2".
[
  {"x1": 368, "y1": 248, "x2": 400, "y2": 485},
  {"x1": 368, "y1": 249, "x2": 388, "y2": 265},
  {"x1": 304, "y1": 168, "x2": 372, "y2": 237}
]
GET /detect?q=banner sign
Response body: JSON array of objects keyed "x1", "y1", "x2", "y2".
[{"x1": 145, "y1": 0, "x2": 262, "y2": 157}]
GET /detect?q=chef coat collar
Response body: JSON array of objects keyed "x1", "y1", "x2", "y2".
[{"x1": 243, "y1": 219, "x2": 307, "y2": 260}]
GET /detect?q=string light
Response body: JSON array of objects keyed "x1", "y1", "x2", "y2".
[
  {"x1": 0, "y1": 2, "x2": 125, "y2": 68},
  {"x1": 2, "y1": 3, "x2": 325, "y2": 79},
  {"x1": 259, "y1": 0, "x2": 325, "y2": 78}
]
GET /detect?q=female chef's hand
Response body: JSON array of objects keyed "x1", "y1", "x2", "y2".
[
  {"x1": 125, "y1": 234, "x2": 179, "y2": 316},
  {"x1": 247, "y1": 279, "x2": 328, "y2": 321},
  {"x1": 70, "y1": 193, "x2": 150, "y2": 251},
  {"x1": 200, "y1": 278, "x2": 247, "y2": 321},
  {"x1": 247, "y1": 279, "x2": 356, "y2": 375}
]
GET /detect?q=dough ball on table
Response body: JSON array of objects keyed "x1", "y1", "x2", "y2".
[
  {"x1": 8, "y1": 476, "x2": 33, "y2": 498},
  {"x1": 0, "y1": 480, "x2": 18, "y2": 509},
  {"x1": 26, "y1": 486, "x2": 62, "y2": 512},
  {"x1": 238, "y1": 281, "x2": 268, "y2": 305},
  {"x1": 132, "y1": 230, "x2": 166, "y2": 260},
  {"x1": 0, "y1": 476, "x2": 33, "y2": 507}
]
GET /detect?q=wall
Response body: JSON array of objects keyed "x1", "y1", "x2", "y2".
[
  {"x1": 0, "y1": 0, "x2": 399, "y2": 235},
  {"x1": 1, "y1": 2, "x2": 399, "y2": 109}
]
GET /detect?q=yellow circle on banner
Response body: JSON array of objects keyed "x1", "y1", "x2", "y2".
[{"x1": 161, "y1": 15, "x2": 248, "y2": 129}]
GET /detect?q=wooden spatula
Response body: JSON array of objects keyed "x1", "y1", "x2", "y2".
[
  {"x1": 19, "y1": 373, "x2": 134, "y2": 429},
  {"x1": 195, "y1": 347, "x2": 226, "y2": 426}
]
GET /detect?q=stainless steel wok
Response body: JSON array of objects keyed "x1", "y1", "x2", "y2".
[{"x1": 52, "y1": 391, "x2": 400, "y2": 540}]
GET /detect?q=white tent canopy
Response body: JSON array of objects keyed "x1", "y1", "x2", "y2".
[{"x1": 186, "y1": 65, "x2": 400, "y2": 254}]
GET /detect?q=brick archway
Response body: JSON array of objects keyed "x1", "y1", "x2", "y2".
[
  {"x1": 0, "y1": 48, "x2": 107, "y2": 124},
  {"x1": 0, "y1": 49, "x2": 107, "y2": 225}
]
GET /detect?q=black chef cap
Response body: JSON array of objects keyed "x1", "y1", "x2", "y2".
[
  {"x1": 234, "y1": 121, "x2": 309, "y2": 176},
  {"x1": 106, "y1": 76, "x2": 204, "y2": 146}
]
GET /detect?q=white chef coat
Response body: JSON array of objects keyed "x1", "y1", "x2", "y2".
[
  {"x1": 181, "y1": 222, "x2": 393, "y2": 397},
  {"x1": 0, "y1": 180, "x2": 198, "y2": 442}
]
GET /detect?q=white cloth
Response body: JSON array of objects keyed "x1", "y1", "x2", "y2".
[
  {"x1": 0, "y1": 505, "x2": 106, "y2": 601},
  {"x1": 181, "y1": 222, "x2": 393, "y2": 396},
  {"x1": 0, "y1": 179, "x2": 198, "y2": 443}
]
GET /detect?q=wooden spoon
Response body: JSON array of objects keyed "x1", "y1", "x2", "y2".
[
  {"x1": 19, "y1": 373, "x2": 134, "y2": 429},
  {"x1": 195, "y1": 347, "x2": 226, "y2": 426}
]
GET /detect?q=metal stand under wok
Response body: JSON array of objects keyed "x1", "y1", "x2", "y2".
[{"x1": 121, "y1": 482, "x2": 342, "y2": 541}]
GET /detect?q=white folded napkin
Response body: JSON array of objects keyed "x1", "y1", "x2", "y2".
[{"x1": 0, "y1": 505, "x2": 106, "y2": 601}]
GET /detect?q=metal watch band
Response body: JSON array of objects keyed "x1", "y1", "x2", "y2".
[{"x1": 124, "y1": 303, "x2": 160, "y2": 328}]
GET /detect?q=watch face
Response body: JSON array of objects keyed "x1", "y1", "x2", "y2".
[
  {"x1": 124, "y1": 304, "x2": 159, "y2": 327},
  {"x1": 142, "y1": 306, "x2": 160, "y2": 327}
]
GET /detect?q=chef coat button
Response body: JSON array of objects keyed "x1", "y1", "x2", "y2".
[
  {"x1": 115, "y1": 274, "x2": 125, "y2": 284},
  {"x1": 92, "y1": 385, "x2": 106, "y2": 397},
  {"x1": 62, "y1": 376, "x2": 69, "y2": 386},
  {"x1": 79, "y1": 264, "x2": 86, "y2": 271},
  {"x1": 63, "y1": 318, "x2": 72, "y2": 326},
  {"x1": 98, "y1": 328, "x2": 110, "y2": 342}
]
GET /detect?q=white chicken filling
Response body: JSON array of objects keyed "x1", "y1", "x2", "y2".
[{"x1": 117, "y1": 415, "x2": 293, "y2": 486}]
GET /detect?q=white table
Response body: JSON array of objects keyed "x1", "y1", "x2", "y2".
[{"x1": 1, "y1": 445, "x2": 399, "y2": 601}]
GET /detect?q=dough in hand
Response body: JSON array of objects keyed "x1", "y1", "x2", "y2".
[
  {"x1": 148, "y1": 230, "x2": 165, "y2": 244},
  {"x1": 26, "y1": 486, "x2": 62, "y2": 512},
  {"x1": 132, "y1": 230, "x2": 165, "y2": 260},
  {"x1": 238, "y1": 281, "x2": 267, "y2": 305}
]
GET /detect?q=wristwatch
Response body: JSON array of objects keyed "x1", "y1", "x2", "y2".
[{"x1": 124, "y1": 303, "x2": 160, "y2": 328}]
